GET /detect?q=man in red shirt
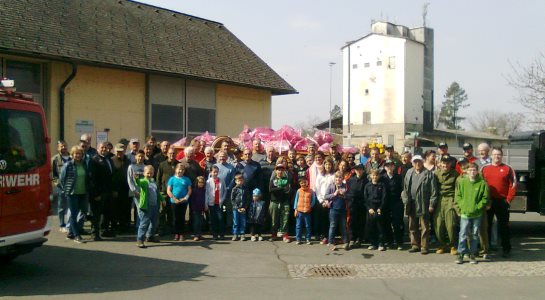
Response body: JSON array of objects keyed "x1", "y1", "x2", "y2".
[
  {"x1": 481, "y1": 147, "x2": 516, "y2": 258},
  {"x1": 455, "y1": 143, "x2": 477, "y2": 174}
]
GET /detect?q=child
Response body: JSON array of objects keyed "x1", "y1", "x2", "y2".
[
  {"x1": 127, "y1": 150, "x2": 146, "y2": 229},
  {"x1": 454, "y1": 162, "x2": 489, "y2": 264},
  {"x1": 231, "y1": 174, "x2": 250, "y2": 241},
  {"x1": 293, "y1": 177, "x2": 316, "y2": 245},
  {"x1": 346, "y1": 164, "x2": 368, "y2": 248},
  {"x1": 293, "y1": 154, "x2": 308, "y2": 187},
  {"x1": 269, "y1": 164, "x2": 291, "y2": 242},
  {"x1": 206, "y1": 165, "x2": 226, "y2": 240},
  {"x1": 365, "y1": 169, "x2": 387, "y2": 251},
  {"x1": 381, "y1": 160, "x2": 404, "y2": 250},
  {"x1": 248, "y1": 188, "x2": 266, "y2": 241},
  {"x1": 324, "y1": 171, "x2": 349, "y2": 251},
  {"x1": 135, "y1": 165, "x2": 165, "y2": 248},
  {"x1": 189, "y1": 176, "x2": 207, "y2": 241},
  {"x1": 167, "y1": 164, "x2": 192, "y2": 241}
]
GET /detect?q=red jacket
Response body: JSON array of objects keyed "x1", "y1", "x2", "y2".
[{"x1": 481, "y1": 163, "x2": 517, "y2": 202}]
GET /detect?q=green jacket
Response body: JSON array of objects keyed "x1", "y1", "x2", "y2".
[
  {"x1": 136, "y1": 177, "x2": 165, "y2": 211},
  {"x1": 435, "y1": 168, "x2": 459, "y2": 198},
  {"x1": 455, "y1": 175, "x2": 489, "y2": 218}
]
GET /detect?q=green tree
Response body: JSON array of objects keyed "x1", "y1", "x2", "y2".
[{"x1": 438, "y1": 82, "x2": 470, "y2": 130}]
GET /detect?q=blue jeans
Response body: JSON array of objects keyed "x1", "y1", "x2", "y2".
[
  {"x1": 232, "y1": 210, "x2": 246, "y2": 235},
  {"x1": 458, "y1": 216, "x2": 481, "y2": 255},
  {"x1": 137, "y1": 205, "x2": 159, "y2": 242},
  {"x1": 67, "y1": 194, "x2": 87, "y2": 237},
  {"x1": 328, "y1": 209, "x2": 348, "y2": 245},
  {"x1": 55, "y1": 187, "x2": 68, "y2": 227},
  {"x1": 296, "y1": 212, "x2": 312, "y2": 241},
  {"x1": 210, "y1": 205, "x2": 224, "y2": 237}
]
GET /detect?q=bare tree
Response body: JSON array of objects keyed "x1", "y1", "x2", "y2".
[
  {"x1": 294, "y1": 115, "x2": 323, "y2": 137},
  {"x1": 468, "y1": 110, "x2": 525, "y2": 137},
  {"x1": 506, "y1": 53, "x2": 545, "y2": 129}
]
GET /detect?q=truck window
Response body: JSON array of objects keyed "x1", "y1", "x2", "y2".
[{"x1": 0, "y1": 109, "x2": 46, "y2": 174}]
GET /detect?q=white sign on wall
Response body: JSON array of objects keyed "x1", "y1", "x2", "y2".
[
  {"x1": 96, "y1": 131, "x2": 108, "y2": 148},
  {"x1": 75, "y1": 120, "x2": 94, "y2": 135}
]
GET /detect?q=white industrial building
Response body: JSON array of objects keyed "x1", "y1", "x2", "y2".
[{"x1": 342, "y1": 21, "x2": 434, "y2": 150}]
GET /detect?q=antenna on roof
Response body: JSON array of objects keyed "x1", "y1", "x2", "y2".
[{"x1": 422, "y1": 2, "x2": 430, "y2": 27}]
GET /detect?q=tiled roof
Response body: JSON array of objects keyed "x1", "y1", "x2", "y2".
[{"x1": 0, "y1": 0, "x2": 296, "y2": 95}]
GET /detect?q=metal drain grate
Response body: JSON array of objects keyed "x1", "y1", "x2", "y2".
[{"x1": 308, "y1": 266, "x2": 355, "y2": 278}]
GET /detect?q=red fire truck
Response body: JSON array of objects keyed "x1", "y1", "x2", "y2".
[{"x1": 0, "y1": 79, "x2": 52, "y2": 262}]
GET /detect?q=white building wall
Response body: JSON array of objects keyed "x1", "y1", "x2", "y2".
[
  {"x1": 342, "y1": 35, "x2": 408, "y2": 128},
  {"x1": 404, "y1": 41, "x2": 425, "y2": 126}
]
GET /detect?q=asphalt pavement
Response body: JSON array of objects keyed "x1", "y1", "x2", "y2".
[{"x1": 1, "y1": 213, "x2": 545, "y2": 299}]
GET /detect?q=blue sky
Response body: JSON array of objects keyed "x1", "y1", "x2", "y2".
[{"x1": 138, "y1": 0, "x2": 545, "y2": 129}]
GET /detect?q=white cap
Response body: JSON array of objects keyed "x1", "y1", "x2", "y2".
[{"x1": 411, "y1": 155, "x2": 423, "y2": 162}]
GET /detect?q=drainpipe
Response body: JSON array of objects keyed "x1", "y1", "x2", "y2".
[{"x1": 59, "y1": 63, "x2": 77, "y2": 141}]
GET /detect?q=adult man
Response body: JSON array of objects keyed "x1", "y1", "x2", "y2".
[
  {"x1": 401, "y1": 155, "x2": 439, "y2": 254},
  {"x1": 475, "y1": 143, "x2": 492, "y2": 170},
  {"x1": 434, "y1": 156, "x2": 460, "y2": 255},
  {"x1": 235, "y1": 148, "x2": 263, "y2": 192},
  {"x1": 126, "y1": 138, "x2": 140, "y2": 164},
  {"x1": 481, "y1": 148, "x2": 516, "y2": 258},
  {"x1": 52, "y1": 140, "x2": 71, "y2": 232},
  {"x1": 215, "y1": 150, "x2": 237, "y2": 236},
  {"x1": 215, "y1": 140, "x2": 237, "y2": 165},
  {"x1": 143, "y1": 144, "x2": 156, "y2": 167},
  {"x1": 81, "y1": 133, "x2": 98, "y2": 157},
  {"x1": 111, "y1": 143, "x2": 131, "y2": 232},
  {"x1": 383, "y1": 144, "x2": 401, "y2": 168},
  {"x1": 437, "y1": 142, "x2": 457, "y2": 169},
  {"x1": 91, "y1": 142, "x2": 114, "y2": 240},
  {"x1": 251, "y1": 138, "x2": 266, "y2": 163},
  {"x1": 179, "y1": 146, "x2": 204, "y2": 184},
  {"x1": 365, "y1": 147, "x2": 384, "y2": 175},
  {"x1": 200, "y1": 146, "x2": 217, "y2": 179},
  {"x1": 260, "y1": 145, "x2": 277, "y2": 202},
  {"x1": 153, "y1": 141, "x2": 170, "y2": 171},
  {"x1": 456, "y1": 143, "x2": 477, "y2": 174},
  {"x1": 306, "y1": 143, "x2": 317, "y2": 158},
  {"x1": 156, "y1": 147, "x2": 178, "y2": 236},
  {"x1": 146, "y1": 135, "x2": 161, "y2": 156},
  {"x1": 355, "y1": 142, "x2": 370, "y2": 166}
]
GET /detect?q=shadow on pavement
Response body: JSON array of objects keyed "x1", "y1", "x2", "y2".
[{"x1": 0, "y1": 245, "x2": 208, "y2": 297}]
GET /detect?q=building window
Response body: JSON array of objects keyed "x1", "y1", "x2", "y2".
[
  {"x1": 188, "y1": 108, "x2": 215, "y2": 133},
  {"x1": 376, "y1": 60, "x2": 382, "y2": 66},
  {"x1": 149, "y1": 75, "x2": 185, "y2": 143},
  {"x1": 362, "y1": 111, "x2": 371, "y2": 124},
  {"x1": 1, "y1": 59, "x2": 44, "y2": 108},
  {"x1": 352, "y1": 64, "x2": 358, "y2": 69},
  {"x1": 364, "y1": 62, "x2": 370, "y2": 68},
  {"x1": 388, "y1": 56, "x2": 396, "y2": 69},
  {"x1": 186, "y1": 80, "x2": 216, "y2": 136}
]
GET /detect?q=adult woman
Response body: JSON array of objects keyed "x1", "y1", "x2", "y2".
[
  {"x1": 423, "y1": 150, "x2": 437, "y2": 172},
  {"x1": 314, "y1": 157, "x2": 336, "y2": 244},
  {"x1": 337, "y1": 159, "x2": 352, "y2": 182},
  {"x1": 60, "y1": 146, "x2": 91, "y2": 243}
]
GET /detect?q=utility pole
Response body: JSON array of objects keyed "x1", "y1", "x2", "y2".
[{"x1": 328, "y1": 62, "x2": 335, "y2": 132}]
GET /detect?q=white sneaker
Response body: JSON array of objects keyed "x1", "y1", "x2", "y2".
[
  {"x1": 258, "y1": 236, "x2": 264, "y2": 241},
  {"x1": 251, "y1": 236, "x2": 257, "y2": 242}
]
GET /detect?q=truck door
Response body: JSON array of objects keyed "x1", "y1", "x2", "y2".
[{"x1": 0, "y1": 108, "x2": 49, "y2": 237}]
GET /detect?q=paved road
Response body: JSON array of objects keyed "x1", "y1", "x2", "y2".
[{"x1": 1, "y1": 213, "x2": 544, "y2": 299}]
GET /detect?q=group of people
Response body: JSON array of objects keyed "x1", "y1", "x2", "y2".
[{"x1": 52, "y1": 134, "x2": 516, "y2": 264}]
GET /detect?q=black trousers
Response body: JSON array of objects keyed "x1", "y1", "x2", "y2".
[
  {"x1": 90, "y1": 196, "x2": 104, "y2": 237},
  {"x1": 312, "y1": 203, "x2": 329, "y2": 239},
  {"x1": 487, "y1": 199, "x2": 511, "y2": 252},
  {"x1": 100, "y1": 192, "x2": 115, "y2": 232},
  {"x1": 367, "y1": 212, "x2": 385, "y2": 246},
  {"x1": 172, "y1": 202, "x2": 188, "y2": 235},
  {"x1": 383, "y1": 201, "x2": 405, "y2": 245},
  {"x1": 350, "y1": 205, "x2": 366, "y2": 242}
]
